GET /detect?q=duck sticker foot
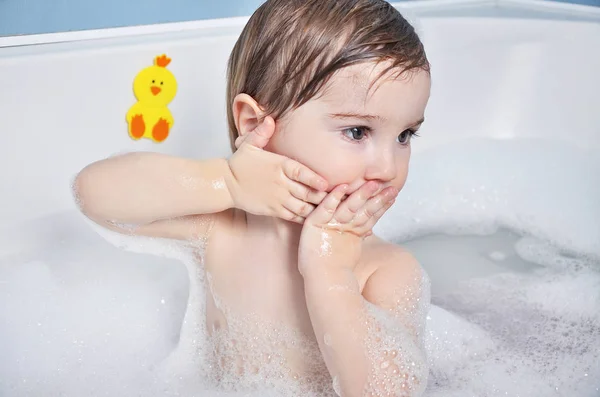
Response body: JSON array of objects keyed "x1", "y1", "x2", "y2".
[
  {"x1": 130, "y1": 114, "x2": 145, "y2": 139},
  {"x1": 152, "y1": 118, "x2": 170, "y2": 142}
]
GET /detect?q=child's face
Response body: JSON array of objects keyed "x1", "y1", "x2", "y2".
[{"x1": 265, "y1": 62, "x2": 431, "y2": 195}]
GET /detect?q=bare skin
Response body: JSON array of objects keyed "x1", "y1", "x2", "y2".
[{"x1": 74, "y1": 63, "x2": 432, "y2": 396}]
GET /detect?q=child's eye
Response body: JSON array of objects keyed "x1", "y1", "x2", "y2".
[
  {"x1": 397, "y1": 129, "x2": 418, "y2": 145},
  {"x1": 342, "y1": 126, "x2": 369, "y2": 141}
]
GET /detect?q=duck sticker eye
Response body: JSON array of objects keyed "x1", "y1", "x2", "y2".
[{"x1": 126, "y1": 54, "x2": 178, "y2": 143}]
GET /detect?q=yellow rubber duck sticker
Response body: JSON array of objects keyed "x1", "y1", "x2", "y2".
[{"x1": 127, "y1": 54, "x2": 177, "y2": 143}]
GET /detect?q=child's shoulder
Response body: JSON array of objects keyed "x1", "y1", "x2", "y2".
[
  {"x1": 362, "y1": 236, "x2": 422, "y2": 275},
  {"x1": 360, "y1": 236, "x2": 427, "y2": 304}
]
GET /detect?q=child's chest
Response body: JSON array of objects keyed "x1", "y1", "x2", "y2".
[
  {"x1": 201, "y1": 234, "x2": 333, "y2": 392},
  {"x1": 205, "y1": 232, "x2": 313, "y2": 328}
]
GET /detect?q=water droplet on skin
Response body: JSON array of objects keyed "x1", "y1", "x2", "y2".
[
  {"x1": 211, "y1": 178, "x2": 226, "y2": 190},
  {"x1": 319, "y1": 231, "x2": 333, "y2": 257}
]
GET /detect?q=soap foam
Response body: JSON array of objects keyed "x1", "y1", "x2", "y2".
[{"x1": 0, "y1": 137, "x2": 599, "y2": 396}]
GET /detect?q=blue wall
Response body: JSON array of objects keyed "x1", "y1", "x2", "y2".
[
  {"x1": 0, "y1": 0, "x2": 598, "y2": 37},
  {"x1": 0, "y1": 0, "x2": 265, "y2": 37}
]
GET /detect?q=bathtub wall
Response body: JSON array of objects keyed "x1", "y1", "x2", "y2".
[{"x1": 0, "y1": 17, "x2": 599, "y2": 227}]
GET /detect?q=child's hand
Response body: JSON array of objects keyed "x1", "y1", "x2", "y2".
[
  {"x1": 307, "y1": 181, "x2": 397, "y2": 237},
  {"x1": 298, "y1": 181, "x2": 397, "y2": 275},
  {"x1": 227, "y1": 116, "x2": 329, "y2": 224}
]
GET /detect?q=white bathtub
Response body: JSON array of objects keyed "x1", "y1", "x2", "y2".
[{"x1": 1, "y1": 1, "x2": 599, "y2": 396}]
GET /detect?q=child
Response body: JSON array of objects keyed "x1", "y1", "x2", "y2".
[{"x1": 74, "y1": 0, "x2": 432, "y2": 396}]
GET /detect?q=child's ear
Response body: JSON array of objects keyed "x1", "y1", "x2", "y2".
[{"x1": 232, "y1": 93, "x2": 266, "y2": 138}]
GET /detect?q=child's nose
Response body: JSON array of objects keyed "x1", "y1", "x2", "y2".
[{"x1": 365, "y1": 148, "x2": 397, "y2": 182}]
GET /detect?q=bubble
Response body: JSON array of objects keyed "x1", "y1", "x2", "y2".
[
  {"x1": 332, "y1": 376, "x2": 341, "y2": 396},
  {"x1": 488, "y1": 251, "x2": 506, "y2": 261}
]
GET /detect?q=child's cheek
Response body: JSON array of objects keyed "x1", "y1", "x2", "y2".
[
  {"x1": 394, "y1": 158, "x2": 411, "y2": 191},
  {"x1": 322, "y1": 164, "x2": 365, "y2": 193}
]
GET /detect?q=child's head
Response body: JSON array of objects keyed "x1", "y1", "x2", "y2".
[{"x1": 227, "y1": 0, "x2": 431, "y2": 194}]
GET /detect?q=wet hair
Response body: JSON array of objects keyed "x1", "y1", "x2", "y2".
[{"x1": 226, "y1": 0, "x2": 430, "y2": 152}]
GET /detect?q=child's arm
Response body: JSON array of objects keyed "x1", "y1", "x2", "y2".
[
  {"x1": 74, "y1": 122, "x2": 328, "y2": 241},
  {"x1": 74, "y1": 152, "x2": 233, "y2": 239},
  {"x1": 302, "y1": 248, "x2": 428, "y2": 397},
  {"x1": 75, "y1": 152, "x2": 233, "y2": 224},
  {"x1": 299, "y1": 183, "x2": 428, "y2": 397}
]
